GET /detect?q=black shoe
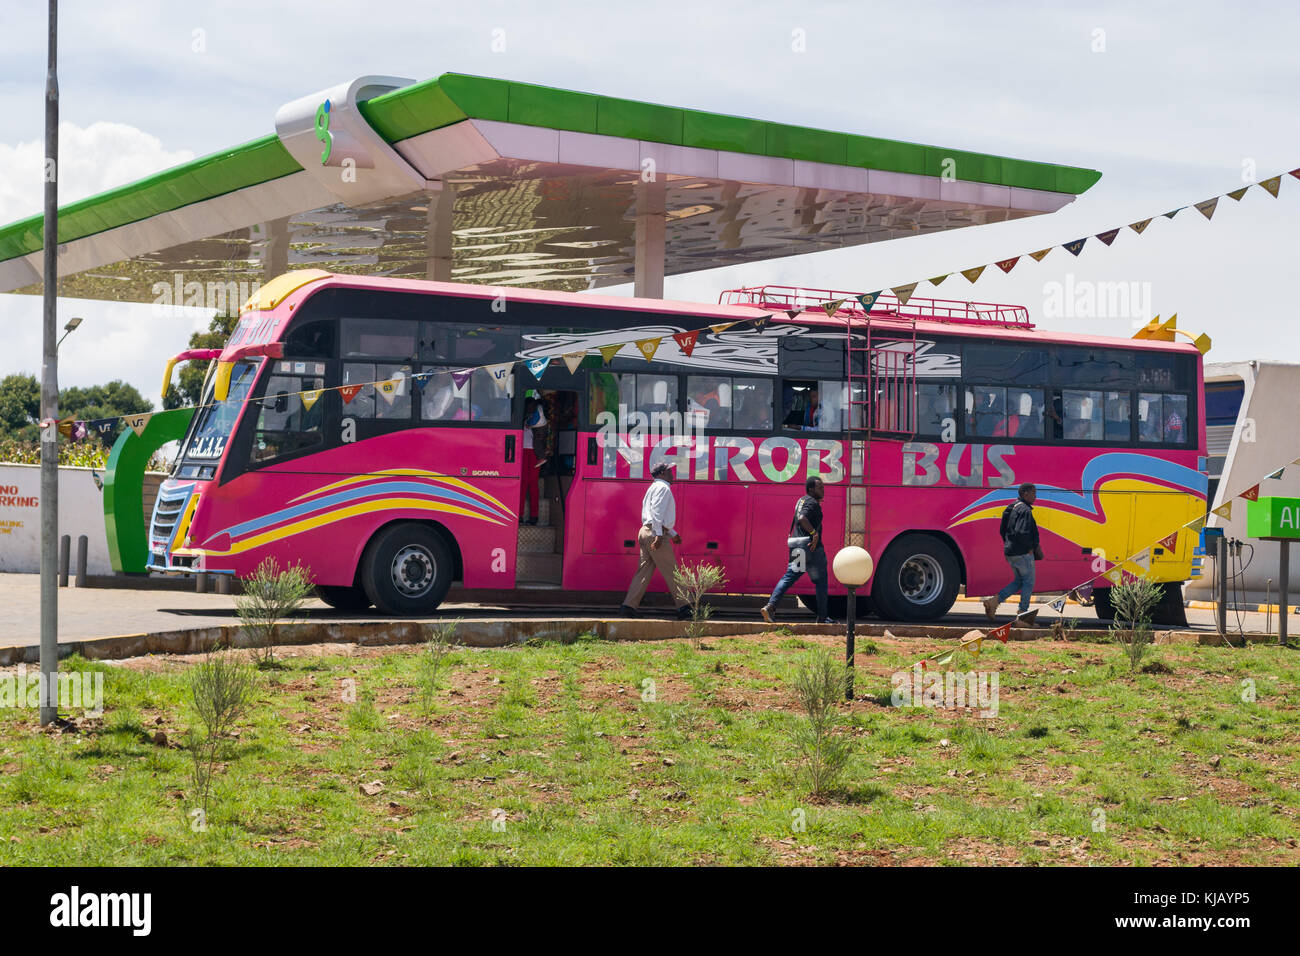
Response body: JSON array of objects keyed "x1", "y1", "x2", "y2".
[
  {"x1": 676, "y1": 605, "x2": 693, "y2": 620},
  {"x1": 619, "y1": 605, "x2": 638, "y2": 618}
]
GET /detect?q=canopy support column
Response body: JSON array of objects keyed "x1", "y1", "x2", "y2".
[
  {"x1": 633, "y1": 179, "x2": 665, "y2": 299},
  {"x1": 426, "y1": 184, "x2": 454, "y2": 282}
]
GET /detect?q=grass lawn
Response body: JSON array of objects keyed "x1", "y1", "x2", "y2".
[{"x1": 1, "y1": 628, "x2": 1297, "y2": 865}]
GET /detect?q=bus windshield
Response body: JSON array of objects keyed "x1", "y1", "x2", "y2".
[{"x1": 180, "y1": 361, "x2": 258, "y2": 462}]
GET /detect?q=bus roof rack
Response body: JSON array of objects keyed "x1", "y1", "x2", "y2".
[{"x1": 718, "y1": 284, "x2": 1033, "y2": 329}]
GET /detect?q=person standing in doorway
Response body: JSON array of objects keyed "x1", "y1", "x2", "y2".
[
  {"x1": 983, "y1": 482, "x2": 1043, "y2": 619},
  {"x1": 519, "y1": 395, "x2": 551, "y2": 525},
  {"x1": 620, "y1": 462, "x2": 690, "y2": 620},
  {"x1": 760, "y1": 476, "x2": 832, "y2": 624}
]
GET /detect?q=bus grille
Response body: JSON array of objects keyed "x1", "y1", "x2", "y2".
[{"x1": 150, "y1": 488, "x2": 189, "y2": 547}]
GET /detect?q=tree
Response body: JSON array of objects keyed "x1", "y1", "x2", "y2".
[
  {"x1": 164, "y1": 312, "x2": 238, "y2": 410},
  {"x1": 60, "y1": 380, "x2": 153, "y2": 423},
  {"x1": 0, "y1": 374, "x2": 41, "y2": 439}
]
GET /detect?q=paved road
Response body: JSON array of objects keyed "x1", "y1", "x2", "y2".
[{"x1": 0, "y1": 572, "x2": 1292, "y2": 649}]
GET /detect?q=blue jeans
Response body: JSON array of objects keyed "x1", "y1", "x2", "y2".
[
  {"x1": 996, "y1": 553, "x2": 1036, "y2": 613},
  {"x1": 767, "y1": 545, "x2": 828, "y2": 619}
]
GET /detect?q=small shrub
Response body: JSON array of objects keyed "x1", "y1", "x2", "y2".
[
  {"x1": 790, "y1": 652, "x2": 854, "y2": 797},
  {"x1": 234, "y1": 557, "x2": 314, "y2": 665},
  {"x1": 187, "y1": 649, "x2": 258, "y2": 816},
  {"x1": 1109, "y1": 577, "x2": 1164, "y2": 672},
  {"x1": 673, "y1": 562, "x2": 727, "y2": 651},
  {"x1": 418, "y1": 619, "x2": 460, "y2": 711}
]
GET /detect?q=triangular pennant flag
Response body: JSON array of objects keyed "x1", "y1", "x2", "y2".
[
  {"x1": 932, "y1": 652, "x2": 955, "y2": 668},
  {"x1": 1239, "y1": 484, "x2": 1260, "y2": 502},
  {"x1": 927, "y1": 273, "x2": 950, "y2": 286},
  {"x1": 1095, "y1": 228, "x2": 1120, "y2": 246},
  {"x1": 1074, "y1": 582, "x2": 1094, "y2": 602},
  {"x1": 1049, "y1": 596, "x2": 1067, "y2": 613},
  {"x1": 1128, "y1": 218, "x2": 1153, "y2": 234},
  {"x1": 1212, "y1": 501, "x2": 1232, "y2": 520},
  {"x1": 961, "y1": 265, "x2": 986, "y2": 283},
  {"x1": 1259, "y1": 176, "x2": 1282, "y2": 197},
  {"x1": 339, "y1": 384, "x2": 364, "y2": 405},
  {"x1": 1186, "y1": 515, "x2": 1206, "y2": 532},
  {"x1": 1105, "y1": 568, "x2": 1123, "y2": 585},
  {"x1": 784, "y1": 310, "x2": 802, "y2": 321},
  {"x1": 712, "y1": 321, "x2": 738, "y2": 334},
  {"x1": 1028, "y1": 248, "x2": 1052, "y2": 262},
  {"x1": 598, "y1": 343, "x2": 623, "y2": 364},
  {"x1": 752, "y1": 315, "x2": 771, "y2": 331},
  {"x1": 70, "y1": 421, "x2": 87, "y2": 442},
  {"x1": 1194, "y1": 197, "x2": 1219, "y2": 220},
  {"x1": 122, "y1": 413, "x2": 153, "y2": 437},
  {"x1": 891, "y1": 282, "x2": 918, "y2": 305},
  {"x1": 1293, "y1": 456, "x2": 1300, "y2": 466},
  {"x1": 409, "y1": 371, "x2": 432, "y2": 394},
  {"x1": 994, "y1": 257, "x2": 1020, "y2": 274},
  {"x1": 301, "y1": 388, "x2": 323, "y2": 411},
  {"x1": 450, "y1": 369, "x2": 472, "y2": 392},
  {"x1": 1227, "y1": 186, "x2": 1249, "y2": 201},
  {"x1": 672, "y1": 330, "x2": 701, "y2": 357},
  {"x1": 959, "y1": 631, "x2": 985, "y2": 658},
  {"x1": 1163, "y1": 207, "x2": 1184, "y2": 219},
  {"x1": 1132, "y1": 549, "x2": 1151, "y2": 571},
  {"x1": 56, "y1": 419, "x2": 74, "y2": 438},
  {"x1": 1266, "y1": 467, "x2": 1284, "y2": 480},
  {"x1": 1063, "y1": 238, "x2": 1087, "y2": 256},
  {"x1": 89, "y1": 418, "x2": 119, "y2": 448},
  {"x1": 485, "y1": 362, "x2": 514, "y2": 393},
  {"x1": 561, "y1": 351, "x2": 587, "y2": 374},
  {"x1": 1159, "y1": 532, "x2": 1179, "y2": 550},
  {"x1": 1290, "y1": 168, "x2": 1300, "y2": 180},
  {"x1": 857, "y1": 291, "x2": 883, "y2": 310},
  {"x1": 634, "y1": 337, "x2": 662, "y2": 362},
  {"x1": 525, "y1": 356, "x2": 551, "y2": 379},
  {"x1": 990, "y1": 622, "x2": 1011, "y2": 644},
  {"x1": 819, "y1": 300, "x2": 845, "y2": 318},
  {"x1": 375, "y1": 377, "x2": 402, "y2": 405}
]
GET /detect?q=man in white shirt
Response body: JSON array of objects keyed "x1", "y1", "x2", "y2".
[{"x1": 620, "y1": 462, "x2": 691, "y2": 619}]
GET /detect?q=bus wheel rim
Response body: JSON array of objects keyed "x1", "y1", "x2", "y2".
[
  {"x1": 898, "y1": 553, "x2": 942, "y2": 605},
  {"x1": 391, "y1": 545, "x2": 435, "y2": 597}
]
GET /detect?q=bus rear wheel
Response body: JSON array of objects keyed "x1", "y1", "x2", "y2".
[
  {"x1": 361, "y1": 523, "x2": 453, "y2": 616},
  {"x1": 872, "y1": 534, "x2": 961, "y2": 622},
  {"x1": 315, "y1": 585, "x2": 371, "y2": 612}
]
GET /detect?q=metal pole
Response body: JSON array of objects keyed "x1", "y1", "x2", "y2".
[
  {"x1": 1280, "y1": 541, "x2": 1289, "y2": 648},
  {"x1": 75, "y1": 533, "x2": 87, "y2": 587},
  {"x1": 845, "y1": 585, "x2": 856, "y2": 700},
  {"x1": 38, "y1": 0, "x2": 59, "y2": 726},
  {"x1": 1216, "y1": 536, "x2": 1227, "y2": 639}
]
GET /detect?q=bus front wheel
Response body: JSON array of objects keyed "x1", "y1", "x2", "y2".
[
  {"x1": 871, "y1": 534, "x2": 961, "y2": 622},
  {"x1": 361, "y1": 523, "x2": 453, "y2": 616}
]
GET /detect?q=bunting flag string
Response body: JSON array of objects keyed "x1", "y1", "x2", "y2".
[
  {"x1": 994, "y1": 257, "x2": 1019, "y2": 274},
  {"x1": 598, "y1": 343, "x2": 623, "y2": 365},
  {"x1": 634, "y1": 337, "x2": 662, "y2": 362},
  {"x1": 525, "y1": 356, "x2": 551, "y2": 379},
  {"x1": 672, "y1": 329, "x2": 700, "y2": 357},
  {"x1": 561, "y1": 351, "x2": 587, "y2": 374},
  {"x1": 891, "y1": 283, "x2": 918, "y2": 305}
]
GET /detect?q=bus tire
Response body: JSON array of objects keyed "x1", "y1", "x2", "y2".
[
  {"x1": 1151, "y1": 582, "x2": 1188, "y2": 627},
  {"x1": 801, "y1": 594, "x2": 874, "y2": 620},
  {"x1": 1092, "y1": 587, "x2": 1115, "y2": 621},
  {"x1": 871, "y1": 534, "x2": 961, "y2": 622},
  {"x1": 361, "y1": 523, "x2": 453, "y2": 616},
  {"x1": 315, "y1": 584, "x2": 371, "y2": 612}
]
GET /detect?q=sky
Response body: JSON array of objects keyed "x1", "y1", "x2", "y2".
[{"x1": 0, "y1": 0, "x2": 1297, "y2": 407}]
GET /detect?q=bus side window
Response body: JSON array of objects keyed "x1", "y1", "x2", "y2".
[
  {"x1": 732, "y1": 379, "x2": 773, "y2": 430},
  {"x1": 251, "y1": 374, "x2": 325, "y2": 464}
]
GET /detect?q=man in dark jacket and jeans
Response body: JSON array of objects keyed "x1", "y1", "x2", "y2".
[{"x1": 982, "y1": 482, "x2": 1042, "y2": 619}]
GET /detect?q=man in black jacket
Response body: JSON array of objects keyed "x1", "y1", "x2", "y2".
[{"x1": 982, "y1": 482, "x2": 1043, "y2": 619}]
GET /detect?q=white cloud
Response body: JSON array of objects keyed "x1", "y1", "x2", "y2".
[{"x1": 0, "y1": 121, "x2": 193, "y2": 223}]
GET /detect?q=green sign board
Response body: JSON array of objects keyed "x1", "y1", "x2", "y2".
[{"x1": 1246, "y1": 496, "x2": 1300, "y2": 540}]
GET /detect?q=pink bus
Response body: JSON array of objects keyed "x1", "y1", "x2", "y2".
[{"x1": 150, "y1": 271, "x2": 1206, "y2": 624}]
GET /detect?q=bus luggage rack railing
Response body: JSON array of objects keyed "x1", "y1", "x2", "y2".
[{"x1": 719, "y1": 284, "x2": 1033, "y2": 328}]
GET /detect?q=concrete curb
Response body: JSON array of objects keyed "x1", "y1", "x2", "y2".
[{"x1": 0, "y1": 617, "x2": 1237, "y2": 666}]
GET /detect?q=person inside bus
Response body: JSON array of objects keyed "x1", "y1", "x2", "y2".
[
  {"x1": 619, "y1": 462, "x2": 691, "y2": 620},
  {"x1": 1138, "y1": 397, "x2": 1162, "y2": 442},
  {"x1": 759, "y1": 476, "x2": 832, "y2": 625},
  {"x1": 1164, "y1": 400, "x2": 1187, "y2": 443}
]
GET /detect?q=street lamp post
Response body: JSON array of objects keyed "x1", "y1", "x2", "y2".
[
  {"x1": 38, "y1": 0, "x2": 60, "y2": 727},
  {"x1": 832, "y1": 546, "x2": 874, "y2": 701}
]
